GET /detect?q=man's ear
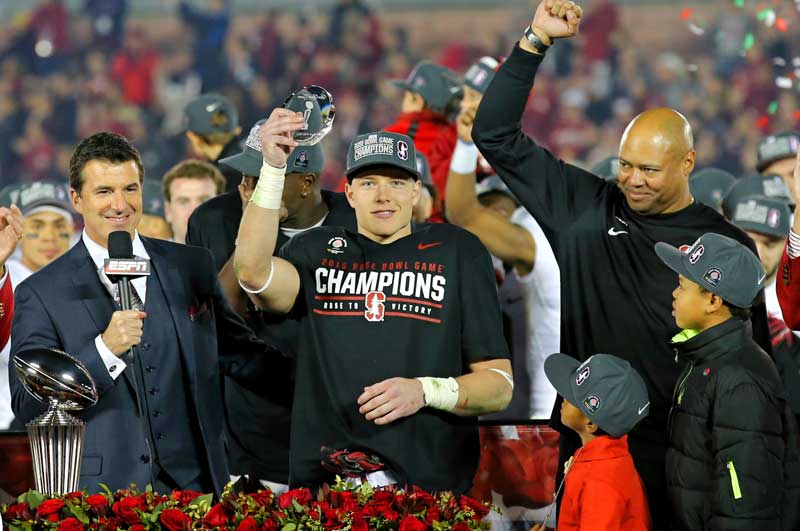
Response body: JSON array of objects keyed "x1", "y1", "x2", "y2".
[
  {"x1": 706, "y1": 292, "x2": 725, "y2": 314},
  {"x1": 585, "y1": 419, "x2": 600, "y2": 435}
]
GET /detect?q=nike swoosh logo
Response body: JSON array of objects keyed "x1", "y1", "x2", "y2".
[
  {"x1": 418, "y1": 242, "x2": 443, "y2": 250},
  {"x1": 608, "y1": 228, "x2": 629, "y2": 236},
  {"x1": 758, "y1": 272, "x2": 766, "y2": 284},
  {"x1": 638, "y1": 402, "x2": 650, "y2": 415}
]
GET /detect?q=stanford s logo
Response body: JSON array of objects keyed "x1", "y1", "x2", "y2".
[
  {"x1": 688, "y1": 244, "x2": 704, "y2": 264},
  {"x1": 575, "y1": 366, "x2": 591, "y2": 386},
  {"x1": 364, "y1": 291, "x2": 386, "y2": 322}
]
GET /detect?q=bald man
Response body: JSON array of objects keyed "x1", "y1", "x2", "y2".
[{"x1": 472, "y1": 0, "x2": 770, "y2": 526}]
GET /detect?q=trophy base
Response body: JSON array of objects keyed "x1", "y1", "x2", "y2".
[{"x1": 27, "y1": 409, "x2": 85, "y2": 496}]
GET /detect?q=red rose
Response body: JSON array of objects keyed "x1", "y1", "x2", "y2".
[
  {"x1": 202, "y1": 503, "x2": 231, "y2": 528},
  {"x1": 90, "y1": 517, "x2": 120, "y2": 531},
  {"x1": 4, "y1": 502, "x2": 32, "y2": 520},
  {"x1": 171, "y1": 489, "x2": 205, "y2": 507},
  {"x1": 160, "y1": 508, "x2": 192, "y2": 531},
  {"x1": 425, "y1": 506, "x2": 441, "y2": 524},
  {"x1": 86, "y1": 494, "x2": 109, "y2": 516},
  {"x1": 236, "y1": 516, "x2": 259, "y2": 531},
  {"x1": 459, "y1": 495, "x2": 490, "y2": 519},
  {"x1": 112, "y1": 496, "x2": 147, "y2": 525},
  {"x1": 37, "y1": 499, "x2": 65, "y2": 519},
  {"x1": 251, "y1": 490, "x2": 273, "y2": 507},
  {"x1": 261, "y1": 520, "x2": 278, "y2": 531},
  {"x1": 130, "y1": 525, "x2": 146, "y2": 531},
  {"x1": 351, "y1": 513, "x2": 368, "y2": 531},
  {"x1": 398, "y1": 515, "x2": 427, "y2": 531},
  {"x1": 452, "y1": 523, "x2": 470, "y2": 531},
  {"x1": 65, "y1": 492, "x2": 84, "y2": 501},
  {"x1": 277, "y1": 488, "x2": 313, "y2": 510},
  {"x1": 57, "y1": 517, "x2": 85, "y2": 531}
]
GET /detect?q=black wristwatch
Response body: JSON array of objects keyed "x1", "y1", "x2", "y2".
[{"x1": 524, "y1": 25, "x2": 551, "y2": 54}]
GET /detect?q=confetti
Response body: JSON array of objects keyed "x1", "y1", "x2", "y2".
[
  {"x1": 776, "y1": 18, "x2": 788, "y2": 32},
  {"x1": 681, "y1": 7, "x2": 693, "y2": 20},
  {"x1": 794, "y1": 57, "x2": 800, "y2": 67},
  {"x1": 757, "y1": 8, "x2": 776, "y2": 27},
  {"x1": 795, "y1": 110, "x2": 800, "y2": 121},
  {"x1": 689, "y1": 23, "x2": 706, "y2": 35},
  {"x1": 743, "y1": 33, "x2": 755, "y2": 50},
  {"x1": 774, "y1": 57, "x2": 787, "y2": 67},
  {"x1": 734, "y1": 0, "x2": 745, "y2": 6},
  {"x1": 777, "y1": 77, "x2": 794, "y2": 89},
  {"x1": 757, "y1": 115, "x2": 770, "y2": 129},
  {"x1": 768, "y1": 101, "x2": 779, "y2": 114}
]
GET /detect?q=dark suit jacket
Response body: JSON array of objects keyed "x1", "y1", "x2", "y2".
[{"x1": 9, "y1": 237, "x2": 281, "y2": 495}]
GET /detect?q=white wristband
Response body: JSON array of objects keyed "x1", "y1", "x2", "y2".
[
  {"x1": 416, "y1": 376, "x2": 460, "y2": 411},
  {"x1": 250, "y1": 161, "x2": 286, "y2": 210},
  {"x1": 449, "y1": 139, "x2": 480, "y2": 174},
  {"x1": 237, "y1": 261, "x2": 275, "y2": 294}
]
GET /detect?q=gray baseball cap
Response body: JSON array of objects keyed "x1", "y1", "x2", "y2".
[
  {"x1": 476, "y1": 175, "x2": 518, "y2": 204},
  {"x1": 545, "y1": 353, "x2": 650, "y2": 438},
  {"x1": 183, "y1": 93, "x2": 239, "y2": 135},
  {"x1": 390, "y1": 61, "x2": 463, "y2": 113},
  {"x1": 8, "y1": 181, "x2": 73, "y2": 218},
  {"x1": 756, "y1": 131, "x2": 799, "y2": 172},
  {"x1": 730, "y1": 195, "x2": 791, "y2": 239},
  {"x1": 655, "y1": 233, "x2": 765, "y2": 309},
  {"x1": 346, "y1": 131, "x2": 419, "y2": 180},
  {"x1": 142, "y1": 179, "x2": 165, "y2": 217},
  {"x1": 722, "y1": 173, "x2": 793, "y2": 217},
  {"x1": 591, "y1": 156, "x2": 620, "y2": 183},
  {"x1": 219, "y1": 119, "x2": 324, "y2": 177},
  {"x1": 690, "y1": 168, "x2": 736, "y2": 210},
  {"x1": 464, "y1": 56, "x2": 500, "y2": 94}
]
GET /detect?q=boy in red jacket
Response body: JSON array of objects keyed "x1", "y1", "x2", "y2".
[{"x1": 533, "y1": 353, "x2": 652, "y2": 531}]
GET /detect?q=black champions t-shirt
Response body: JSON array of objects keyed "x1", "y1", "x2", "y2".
[{"x1": 278, "y1": 223, "x2": 509, "y2": 494}]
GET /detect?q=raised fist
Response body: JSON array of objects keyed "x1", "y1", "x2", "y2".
[
  {"x1": 531, "y1": 0, "x2": 583, "y2": 42},
  {"x1": 258, "y1": 108, "x2": 306, "y2": 169}
]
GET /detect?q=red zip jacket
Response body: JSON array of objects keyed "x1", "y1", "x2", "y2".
[
  {"x1": 385, "y1": 110, "x2": 457, "y2": 222},
  {"x1": 559, "y1": 435, "x2": 652, "y2": 531},
  {"x1": 778, "y1": 232, "x2": 800, "y2": 329},
  {"x1": 0, "y1": 271, "x2": 13, "y2": 350}
]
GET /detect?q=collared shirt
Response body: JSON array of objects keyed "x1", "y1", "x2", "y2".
[{"x1": 82, "y1": 230, "x2": 150, "y2": 380}]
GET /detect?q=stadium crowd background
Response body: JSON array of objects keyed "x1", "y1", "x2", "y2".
[{"x1": 1, "y1": 0, "x2": 799, "y2": 192}]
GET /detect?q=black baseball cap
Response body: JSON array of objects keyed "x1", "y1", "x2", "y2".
[
  {"x1": 142, "y1": 179, "x2": 165, "y2": 217},
  {"x1": 756, "y1": 131, "x2": 799, "y2": 172},
  {"x1": 183, "y1": 93, "x2": 239, "y2": 135},
  {"x1": 415, "y1": 151, "x2": 432, "y2": 185},
  {"x1": 8, "y1": 181, "x2": 73, "y2": 218},
  {"x1": 346, "y1": 131, "x2": 419, "y2": 181},
  {"x1": 476, "y1": 175, "x2": 519, "y2": 205},
  {"x1": 655, "y1": 233, "x2": 765, "y2": 309},
  {"x1": 390, "y1": 61, "x2": 463, "y2": 113},
  {"x1": 464, "y1": 56, "x2": 500, "y2": 94},
  {"x1": 730, "y1": 195, "x2": 791, "y2": 239},
  {"x1": 219, "y1": 119, "x2": 324, "y2": 177},
  {"x1": 591, "y1": 156, "x2": 620, "y2": 183},
  {"x1": 722, "y1": 173, "x2": 792, "y2": 217},
  {"x1": 545, "y1": 353, "x2": 650, "y2": 438},
  {"x1": 690, "y1": 168, "x2": 736, "y2": 210}
]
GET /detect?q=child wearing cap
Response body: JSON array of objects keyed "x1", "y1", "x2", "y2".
[
  {"x1": 656, "y1": 232, "x2": 800, "y2": 530},
  {"x1": 533, "y1": 352, "x2": 652, "y2": 530}
]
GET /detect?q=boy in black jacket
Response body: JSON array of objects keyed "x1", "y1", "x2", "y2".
[{"x1": 656, "y1": 233, "x2": 800, "y2": 530}]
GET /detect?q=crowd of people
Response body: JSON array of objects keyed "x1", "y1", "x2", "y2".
[{"x1": 1, "y1": 0, "x2": 800, "y2": 529}]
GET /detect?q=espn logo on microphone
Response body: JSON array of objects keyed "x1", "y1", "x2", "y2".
[{"x1": 104, "y1": 258, "x2": 151, "y2": 276}]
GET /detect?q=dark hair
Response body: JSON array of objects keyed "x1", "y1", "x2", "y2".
[
  {"x1": 698, "y1": 286, "x2": 752, "y2": 320},
  {"x1": 69, "y1": 132, "x2": 144, "y2": 193}
]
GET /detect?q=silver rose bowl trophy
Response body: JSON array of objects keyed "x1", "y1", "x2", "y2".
[
  {"x1": 13, "y1": 348, "x2": 98, "y2": 495},
  {"x1": 283, "y1": 85, "x2": 336, "y2": 146}
]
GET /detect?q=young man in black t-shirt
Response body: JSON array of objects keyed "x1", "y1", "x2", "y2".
[{"x1": 234, "y1": 109, "x2": 512, "y2": 493}]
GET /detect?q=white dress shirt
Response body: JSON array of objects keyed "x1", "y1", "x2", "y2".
[{"x1": 82, "y1": 230, "x2": 150, "y2": 380}]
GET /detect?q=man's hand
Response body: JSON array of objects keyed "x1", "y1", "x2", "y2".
[
  {"x1": 259, "y1": 108, "x2": 306, "y2": 169},
  {"x1": 531, "y1": 0, "x2": 583, "y2": 42},
  {"x1": 357, "y1": 377, "x2": 426, "y2": 425},
  {"x1": 457, "y1": 104, "x2": 478, "y2": 143},
  {"x1": 0, "y1": 205, "x2": 24, "y2": 267},
  {"x1": 101, "y1": 310, "x2": 147, "y2": 356}
]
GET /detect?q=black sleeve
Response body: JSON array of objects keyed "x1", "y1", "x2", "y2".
[
  {"x1": 185, "y1": 207, "x2": 207, "y2": 250},
  {"x1": 472, "y1": 43, "x2": 607, "y2": 236},
  {"x1": 458, "y1": 231, "x2": 510, "y2": 364}
]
